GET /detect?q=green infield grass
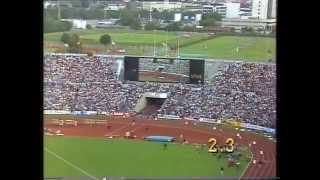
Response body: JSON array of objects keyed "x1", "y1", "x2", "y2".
[
  {"x1": 44, "y1": 29, "x2": 207, "y2": 46},
  {"x1": 80, "y1": 31, "x2": 176, "y2": 45},
  {"x1": 180, "y1": 36, "x2": 275, "y2": 62},
  {"x1": 44, "y1": 136, "x2": 251, "y2": 177},
  {"x1": 44, "y1": 29, "x2": 275, "y2": 61}
]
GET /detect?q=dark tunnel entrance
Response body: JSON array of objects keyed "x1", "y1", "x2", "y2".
[{"x1": 141, "y1": 97, "x2": 166, "y2": 116}]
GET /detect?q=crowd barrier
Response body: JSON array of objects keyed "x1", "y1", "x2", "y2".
[
  {"x1": 244, "y1": 123, "x2": 275, "y2": 134},
  {"x1": 199, "y1": 117, "x2": 222, "y2": 124},
  {"x1": 183, "y1": 117, "x2": 197, "y2": 121},
  {"x1": 44, "y1": 110, "x2": 275, "y2": 134},
  {"x1": 157, "y1": 114, "x2": 181, "y2": 120},
  {"x1": 47, "y1": 53, "x2": 88, "y2": 56},
  {"x1": 72, "y1": 111, "x2": 91, "y2": 115},
  {"x1": 44, "y1": 110, "x2": 71, "y2": 114},
  {"x1": 46, "y1": 53, "x2": 124, "y2": 59},
  {"x1": 44, "y1": 119, "x2": 77, "y2": 127}
]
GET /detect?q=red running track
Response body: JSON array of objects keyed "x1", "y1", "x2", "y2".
[{"x1": 45, "y1": 118, "x2": 276, "y2": 179}]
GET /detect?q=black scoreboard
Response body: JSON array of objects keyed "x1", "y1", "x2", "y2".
[
  {"x1": 124, "y1": 56, "x2": 139, "y2": 81},
  {"x1": 124, "y1": 56, "x2": 204, "y2": 84},
  {"x1": 189, "y1": 59, "x2": 205, "y2": 84}
]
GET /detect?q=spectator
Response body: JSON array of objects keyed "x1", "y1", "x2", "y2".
[{"x1": 44, "y1": 55, "x2": 276, "y2": 128}]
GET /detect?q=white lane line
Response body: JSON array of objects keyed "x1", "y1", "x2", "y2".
[
  {"x1": 45, "y1": 147, "x2": 99, "y2": 180},
  {"x1": 239, "y1": 147, "x2": 254, "y2": 180}
]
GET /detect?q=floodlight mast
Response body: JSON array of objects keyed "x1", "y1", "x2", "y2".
[
  {"x1": 149, "y1": 6, "x2": 152, "y2": 22},
  {"x1": 153, "y1": 28, "x2": 157, "y2": 57},
  {"x1": 177, "y1": 39, "x2": 180, "y2": 58},
  {"x1": 153, "y1": 39, "x2": 156, "y2": 57},
  {"x1": 166, "y1": 29, "x2": 168, "y2": 57},
  {"x1": 57, "y1": 0, "x2": 61, "y2": 20}
]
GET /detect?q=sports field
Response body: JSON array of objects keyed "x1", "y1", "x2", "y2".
[
  {"x1": 44, "y1": 29, "x2": 207, "y2": 46},
  {"x1": 44, "y1": 29, "x2": 275, "y2": 61},
  {"x1": 44, "y1": 136, "x2": 250, "y2": 177},
  {"x1": 180, "y1": 36, "x2": 275, "y2": 61}
]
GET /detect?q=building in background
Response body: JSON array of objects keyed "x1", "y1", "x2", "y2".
[
  {"x1": 43, "y1": 1, "x2": 72, "y2": 9},
  {"x1": 268, "y1": 0, "x2": 276, "y2": 18},
  {"x1": 251, "y1": 0, "x2": 276, "y2": 19},
  {"x1": 225, "y1": 2, "x2": 241, "y2": 18},
  {"x1": 202, "y1": 4, "x2": 214, "y2": 13},
  {"x1": 142, "y1": 0, "x2": 182, "y2": 11},
  {"x1": 195, "y1": 14, "x2": 202, "y2": 22},
  {"x1": 44, "y1": 1, "x2": 52, "y2": 9},
  {"x1": 220, "y1": 18, "x2": 276, "y2": 32},
  {"x1": 183, "y1": 3, "x2": 203, "y2": 12},
  {"x1": 73, "y1": 20, "x2": 87, "y2": 29},
  {"x1": 251, "y1": 0, "x2": 269, "y2": 19},
  {"x1": 213, "y1": 3, "x2": 227, "y2": 17},
  {"x1": 174, "y1": 13, "x2": 182, "y2": 22},
  {"x1": 104, "y1": 2, "x2": 126, "y2": 11},
  {"x1": 61, "y1": 19, "x2": 87, "y2": 29},
  {"x1": 239, "y1": 7, "x2": 252, "y2": 18}
]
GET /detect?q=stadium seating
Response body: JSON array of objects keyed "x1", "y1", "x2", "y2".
[{"x1": 44, "y1": 55, "x2": 276, "y2": 128}]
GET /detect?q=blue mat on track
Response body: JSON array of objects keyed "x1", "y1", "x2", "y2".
[{"x1": 144, "y1": 136, "x2": 176, "y2": 142}]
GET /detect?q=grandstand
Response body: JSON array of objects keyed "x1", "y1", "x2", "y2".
[{"x1": 44, "y1": 54, "x2": 276, "y2": 128}]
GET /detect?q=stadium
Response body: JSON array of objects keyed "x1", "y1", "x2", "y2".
[{"x1": 44, "y1": 53, "x2": 276, "y2": 179}]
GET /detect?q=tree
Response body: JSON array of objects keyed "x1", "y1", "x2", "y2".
[
  {"x1": 86, "y1": 24, "x2": 92, "y2": 29},
  {"x1": 70, "y1": 34, "x2": 80, "y2": 45},
  {"x1": 199, "y1": 12, "x2": 222, "y2": 27},
  {"x1": 61, "y1": 7, "x2": 74, "y2": 19},
  {"x1": 151, "y1": 8, "x2": 161, "y2": 19},
  {"x1": 199, "y1": 18, "x2": 216, "y2": 27},
  {"x1": 145, "y1": 22, "x2": 160, "y2": 31},
  {"x1": 59, "y1": 6, "x2": 105, "y2": 19},
  {"x1": 70, "y1": 1, "x2": 82, "y2": 8},
  {"x1": 161, "y1": 10, "x2": 174, "y2": 21},
  {"x1": 243, "y1": 27, "x2": 255, "y2": 33},
  {"x1": 60, "y1": 33, "x2": 82, "y2": 53},
  {"x1": 107, "y1": 10, "x2": 121, "y2": 19},
  {"x1": 44, "y1": 7, "x2": 59, "y2": 20},
  {"x1": 80, "y1": 0, "x2": 90, "y2": 8},
  {"x1": 61, "y1": 33, "x2": 71, "y2": 44},
  {"x1": 230, "y1": 27, "x2": 236, "y2": 32},
  {"x1": 166, "y1": 22, "x2": 181, "y2": 31},
  {"x1": 117, "y1": 9, "x2": 141, "y2": 30},
  {"x1": 69, "y1": 34, "x2": 81, "y2": 52},
  {"x1": 182, "y1": 11, "x2": 197, "y2": 18},
  {"x1": 119, "y1": 9, "x2": 139, "y2": 26},
  {"x1": 44, "y1": 17, "x2": 54, "y2": 33},
  {"x1": 183, "y1": 26, "x2": 195, "y2": 32},
  {"x1": 86, "y1": 8, "x2": 104, "y2": 19},
  {"x1": 61, "y1": 21, "x2": 73, "y2": 31},
  {"x1": 130, "y1": 19, "x2": 142, "y2": 30},
  {"x1": 118, "y1": 10, "x2": 136, "y2": 26},
  {"x1": 44, "y1": 17, "x2": 72, "y2": 33},
  {"x1": 126, "y1": 0, "x2": 137, "y2": 11},
  {"x1": 79, "y1": 8, "x2": 87, "y2": 19},
  {"x1": 100, "y1": 34, "x2": 112, "y2": 47},
  {"x1": 139, "y1": 9, "x2": 150, "y2": 19},
  {"x1": 203, "y1": 12, "x2": 222, "y2": 21}
]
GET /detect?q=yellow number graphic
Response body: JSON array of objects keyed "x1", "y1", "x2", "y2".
[
  {"x1": 208, "y1": 138, "x2": 218, "y2": 153},
  {"x1": 225, "y1": 138, "x2": 234, "y2": 153}
]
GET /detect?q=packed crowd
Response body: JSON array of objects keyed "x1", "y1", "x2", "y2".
[
  {"x1": 44, "y1": 55, "x2": 118, "y2": 83},
  {"x1": 159, "y1": 63, "x2": 276, "y2": 128},
  {"x1": 44, "y1": 55, "x2": 123, "y2": 112},
  {"x1": 44, "y1": 55, "x2": 276, "y2": 128}
]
